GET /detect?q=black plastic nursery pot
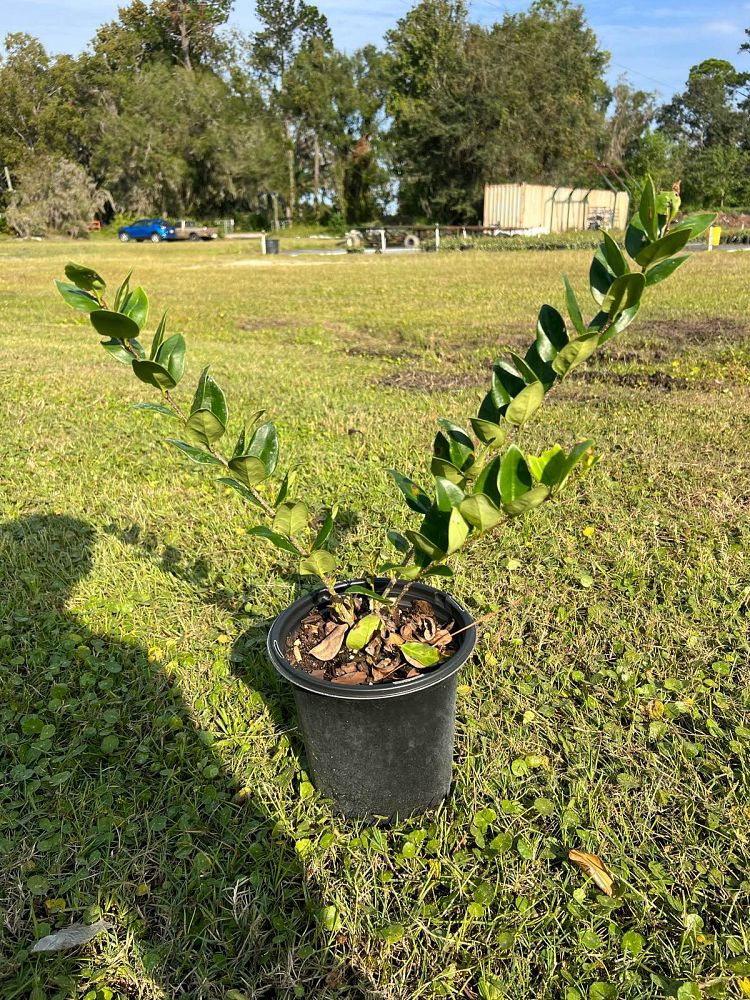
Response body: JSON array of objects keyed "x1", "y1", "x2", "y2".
[{"x1": 266, "y1": 578, "x2": 477, "y2": 820}]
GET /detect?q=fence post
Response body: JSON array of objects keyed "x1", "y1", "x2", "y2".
[
  {"x1": 380, "y1": 229, "x2": 386, "y2": 253},
  {"x1": 435, "y1": 226, "x2": 440, "y2": 251},
  {"x1": 261, "y1": 232, "x2": 267, "y2": 255}
]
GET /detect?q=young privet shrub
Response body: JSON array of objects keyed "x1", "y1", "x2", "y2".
[{"x1": 56, "y1": 180, "x2": 714, "y2": 667}]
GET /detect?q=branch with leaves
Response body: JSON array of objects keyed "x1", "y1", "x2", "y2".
[
  {"x1": 55, "y1": 262, "x2": 339, "y2": 591},
  {"x1": 381, "y1": 180, "x2": 714, "y2": 585},
  {"x1": 56, "y1": 179, "x2": 714, "y2": 636}
]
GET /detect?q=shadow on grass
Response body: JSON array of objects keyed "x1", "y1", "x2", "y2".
[{"x1": 0, "y1": 515, "x2": 369, "y2": 1000}]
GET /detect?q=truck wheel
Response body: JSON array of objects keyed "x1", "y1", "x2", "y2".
[
  {"x1": 150, "y1": 233, "x2": 162, "y2": 244},
  {"x1": 188, "y1": 232, "x2": 199, "y2": 241},
  {"x1": 119, "y1": 233, "x2": 130, "y2": 243},
  {"x1": 403, "y1": 233, "x2": 421, "y2": 249}
]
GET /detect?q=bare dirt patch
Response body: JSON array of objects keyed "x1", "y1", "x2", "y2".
[
  {"x1": 374, "y1": 365, "x2": 713, "y2": 395},
  {"x1": 376, "y1": 369, "x2": 486, "y2": 392},
  {"x1": 573, "y1": 370, "x2": 696, "y2": 391},
  {"x1": 639, "y1": 316, "x2": 749, "y2": 347}
]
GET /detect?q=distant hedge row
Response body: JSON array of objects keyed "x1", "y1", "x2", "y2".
[{"x1": 424, "y1": 231, "x2": 618, "y2": 253}]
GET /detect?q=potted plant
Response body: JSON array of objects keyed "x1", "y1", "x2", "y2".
[{"x1": 56, "y1": 180, "x2": 713, "y2": 819}]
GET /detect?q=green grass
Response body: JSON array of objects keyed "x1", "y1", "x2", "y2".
[{"x1": 1, "y1": 240, "x2": 750, "y2": 1000}]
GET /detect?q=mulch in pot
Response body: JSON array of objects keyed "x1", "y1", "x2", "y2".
[{"x1": 285, "y1": 595, "x2": 458, "y2": 686}]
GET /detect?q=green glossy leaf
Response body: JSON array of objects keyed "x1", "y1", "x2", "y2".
[
  {"x1": 121, "y1": 286, "x2": 149, "y2": 330},
  {"x1": 477, "y1": 389, "x2": 501, "y2": 424},
  {"x1": 446, "y1": 506, "x2": 469, "y2": 554},
  {"x1": 344, "y1": 585, "x2": 393, "y2": 604},
  {"x1": 245, "y1": 421, "x2": 279, "y2": 477},
  {"x1": 150, "y1": 312, "x2": 168, "y2": 360},
  {"x1": 606, "y1": 302, "x2": 641, "y2": 342},
  {"x1": 132, "y1": 359, "x2": 176, "y2": 391},
  {"x1": 216, "y1": 477, "x2": 265, "y2": 508},
  {"x1": 405, "y1": 530, "x2": 443, "y2": 561},
  {"x1": 101, "y1": 338, "x2": 138, "y2": 364},
  {"x1": 470, "y1": 417, "x2": 507, "y2": 448},
  {"x1": 421, "y1": 564, "x2": 454, "y2": 580},
  {"x1": 387, "y1": 529, "x2": 410, "y2": 553},
  {"x1": 185, "y1": 408, "x2": 226, "y2": 447},
  {"x1": 589, "y1": 254, "x2": 613, "y2": 307},
  {"x1": 430, "y1": 457, "x2": 464, "y2": 485},
  {"x1": 503, "y1": 484, "x2": 550, "y2": 517},
  {"x1": 274, "y1": 470, "x2": 294, "y2": 507},
  {"x1": 166, "y1": 439, "x2": 224, "y2": 466},
  {"x1": 227, "y1": 455, "x2": 268, "y2": 487},
  {"x1": 313, "y1": 506, "x2": 337, "y2": 550},
  {"x1": 536, "y1": 304, "x2": 568, "y2": 361},
  {"x1": 155, "y1": 333, "x2": 186, "y2": 386},
  {"x1": 492, "y1": 361, "x2": 525, "y2": 405},
  {"x1": 435, "y1": 419, "x2": 474, "y2": 471},
  {"x1": 64, "y1": 262, "x2": 105, "y2": 293},
  {"x1": 55, "y1": 280, "x2": 100, "y2": 313},
  {"x1": 550, "y1": 440, "x2": 594, "y2": 494},
  {"x1": 600, "y1": 230, "x2": 628, "y2": 276},
  {"x1": 551, "y1": 332, "x2": 600, "y2": 378},
  {"x1": 472, "y1": 455, "x2": 503, "y2": 507},
  {"x1": 401, "y1": 641, "x2": 441, "y2": 668},
  {"x1": 90, "y1": 309, "x2": 140, "y2": 342},
  {"x1": 499, "y1": 445, "x2": 532, "y2": 504},
  {"x1": 589, "y1": 302, "x2": 641, "y2": 343},
  {"x1": 563, "y1": 276, "x2": 585, "y2": 335},
  {"x1": 130, "y1": 402, "x2": 176, "y2": 418},
  {"x1": 387, "y1": 469, "x2": 432, "y2": 515},
  {"x1": 523, "y1": 342, "x2": 556, "y2": 388},
  {"x1": 191, "y1": 367, "x2": 228, "y2": 428},
  {"x1": 407, "y1": 507, "x2": 469, "y2": 559},
  {"x1": 640, "y1": 176, "x2": 658, "y2": 241},
  {"x1": 527, "y1": 445, "x2": 564, "y2": 485},
  {"x1": 459, "y1": 493, "x2": 503, "y2": 531},
  {"x1": 389, "y1": 562, "x2": 425, "y2": 581},
  {"x1": 635, "y1": 227, "x2": 692, "y2": 268},
  {"x1": 113, "y1": 270, "x2": 132, "y2": 311},
  {"x1": 506, "y1": 381, "x2": 545, "y2": 426},
  {"x1": 672, "y1": 212, "x2": 715, "y2": 240},
  {"x1": 248, "y1": 525, "x2": 299, "y2": 554},
  {"x1": 232, "y1": 427, "x2": 246, "y2": 460},
  {"x1": 601, "y1": 273, "x2": 645, "y2": 318},
  {"x1": 509, "y1": 352, "x2": 540, "y2": 385},
  {"x1": 299, "y1": 550, "x2": 336, "y2": 578},
  {"x1": 644, "y1": 255, "x2": 689, "y2": 287},
  {"x1": 346, "y1": 614, "x2": 382, "y2": 650},
  {"x1": 624, "y1": 215, "x2": 649, "y2": 260},
  {"x1": 273, "y1": 501, "x2": 309, "y2": 539},
  {"x1": 435, "y1": 476, "x2": 465, "y2": 511}
]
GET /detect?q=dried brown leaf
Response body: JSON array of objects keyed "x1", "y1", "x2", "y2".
[
  {"x1": 333, "y1": 670, "x2": 368, "y2": 685},
  {"x1": 568, "y1": 849, "x2": 615, "y2": 896},
  {"x1": 308, "y1": 623, "x2": 347, "y2": 662}
]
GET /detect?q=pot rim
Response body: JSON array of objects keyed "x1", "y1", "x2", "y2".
[{"x1": 266, "y1": 577, "x2": 477, "y2": 701}]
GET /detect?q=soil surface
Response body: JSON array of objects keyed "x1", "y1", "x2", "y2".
[{"x1": 286, "y1": 595, "x2": 458, "y2": 685}]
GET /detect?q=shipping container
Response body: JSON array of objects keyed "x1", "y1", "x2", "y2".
[{"x1": 483, "y1": 183, "x2": 629, "y2": 233}]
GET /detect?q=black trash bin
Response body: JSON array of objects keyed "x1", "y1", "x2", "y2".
[
  {"x1": 266, "y1": 578, "x2": 477, "y2": 820},
  {"x1": 266, "y1": 238, "x2": 280, "y2": 255}
]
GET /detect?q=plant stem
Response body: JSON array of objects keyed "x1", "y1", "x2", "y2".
[{"x1": 380, "y1": 548, "x2": 415, "y2": 603}]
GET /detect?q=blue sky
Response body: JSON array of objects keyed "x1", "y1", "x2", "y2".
[{"x1": 2, "y1": 0, "x2": 749, "y2": 101}]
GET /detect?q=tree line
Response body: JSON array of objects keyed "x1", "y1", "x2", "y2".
[{"x1": 1, "y1": 0, "x2": 749, "y2": 235}]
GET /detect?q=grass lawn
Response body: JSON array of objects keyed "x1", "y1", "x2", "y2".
[{"x1": 1, "y1": 238, "x2": 749, "y2": 1000}]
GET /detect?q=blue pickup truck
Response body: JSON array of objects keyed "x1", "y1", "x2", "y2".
[{"x1": 118, "y1": 218, "x2": 176, "y2": 243}]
